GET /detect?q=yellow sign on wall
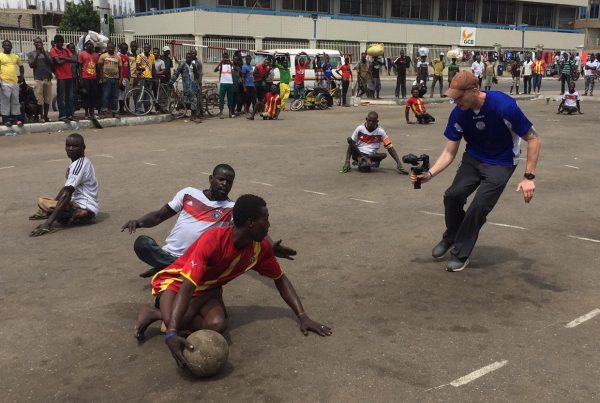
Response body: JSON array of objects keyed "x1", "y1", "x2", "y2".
[{"x1": 460, "y1": 27, "x2": 477, "y2": 47}]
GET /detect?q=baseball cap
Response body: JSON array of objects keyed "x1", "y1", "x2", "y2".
[
  {"x1": 443, "y1": 71, "x2": 479, "y2": 99},
  {"x1": 440, "y1": 52, "x2": 445, "y2": 56},
  {"x1": 162, "y1": 46, "x2": 171, "y2": 52}
]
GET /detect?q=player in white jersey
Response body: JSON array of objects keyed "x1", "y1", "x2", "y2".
[
  {"x1": 122, "y1": 164, "x2": 296, "y2": 277},
  {"x1": 30, "y1": 133, "x2": 99, "y2": 236}
]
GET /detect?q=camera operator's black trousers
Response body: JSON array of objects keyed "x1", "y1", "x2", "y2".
[{"x1": 442, "y1": 153, "x2": 516, "y2": 260}]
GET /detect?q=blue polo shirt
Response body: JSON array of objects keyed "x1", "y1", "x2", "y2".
[
  {"x1": 444, "y1": 91, "x2": 533, "y2": 166},
  {"x1": 242, "y1": 63, "x2": 254, "y2": 87},
  {"x1": 323, "y1": 63, "x2": 332, "y2": 80}
]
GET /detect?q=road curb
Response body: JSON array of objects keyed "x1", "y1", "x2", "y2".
[{"x1": 1, "y1": 114, "x2": 175, "y2": 136}]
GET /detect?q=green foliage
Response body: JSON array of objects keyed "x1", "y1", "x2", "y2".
[{"x1": 59, "y1": 0, "x2": 101, "y2": 33}]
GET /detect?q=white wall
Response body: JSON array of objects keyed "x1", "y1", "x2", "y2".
[{"x1": 119, "y1": 9, "x2": 584, "y2": 49}]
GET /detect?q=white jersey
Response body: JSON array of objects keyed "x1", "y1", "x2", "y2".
[
  {"x1": 584, "y1": 60, "x2": 599, "y2": 76},
  {"x1": 351, "y1": 124, "x2": 391, "y2": 155},
  {"x1": 65, "y1": 157, "x2": 99, "y2": 214},
  {"x1": 163, "y1": 187, "x2": 234, "y2": 256},
  {"x1": 219, "y1": 64, "x2": 233, "y2": 84},
  {"x1": 562, "y1": 91, "x2": 580, "y2": 108},
  {"x1": 523, "y1": 61, "x2": 533, "y2": 76},
  {"x1": 471, "y1": 61, "x2": 484, "y2": 78}
]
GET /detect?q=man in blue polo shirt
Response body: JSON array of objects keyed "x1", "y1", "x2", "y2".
[
  {"x1": 242, "y1": 54, "x2": 257, "y2": 118},
  {"x1": 411, "y1": 71, "x2": 541, "y2": 272}
]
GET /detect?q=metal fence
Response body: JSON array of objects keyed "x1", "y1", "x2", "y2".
[
  {"x1": 382, "y1": 43, "x2": 408, "y2": 58},
  {"x1": 317, "y1": 40, "x2": 360, "y2": 61},
  {"x1": 0, "y1": 29, "x2": 126, "y2": 55},
  {"x1": 134, "y1": 34, "x2": 194, "y2": 61},
  {"x1": 262, "y1": 38, "x2": 310, "y2": 50},
  {"x1": 203, "y1": 35, "x2": 255, "y2": 63}
]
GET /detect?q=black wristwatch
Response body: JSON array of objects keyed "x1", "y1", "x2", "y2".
[{"x1": 524, "y1": 172, "x2": 536, "y2": 180}]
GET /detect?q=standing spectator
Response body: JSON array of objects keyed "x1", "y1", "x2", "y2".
[
  {"x1": 274, "y1": 55, "x2": 291, "y2": 110},
  {"x1": 314, "y1": 57, "x2": 325, "y2": 89},
  {"x1": 214, "y1": 52, "x2": 234, "y2": 119},
  {"x1": 386, "y1": 57, "x2": 392, "y2": 76},
  {"x1": 190, "y1": 49, "x2": 203, "y2": 119},
  {"x1": 51, "y1": 36, "x2": 75, "y2": 123},
  {"x1": 416, "y1": 55, "x2": 429, "y2": 85},
  {"x1": 393, "y1": 50, "x2": 411, "y2": 98},
  {"x1": 583, "y1": 53, "x2": 598, "y2": 96},
  {"x1": 161, "y1": 46, "x2": 173, "y2": 83},
  {"x1": 27, "y1": 37, "x2": 53, "y2": 122},
  {"x1": 559, "y1": 54, "x2": 573, "y2": 95},
  {"x1": 294, "y1": 51, "x2": 310, "y2": 99},
  {"x1": 242, "y1": 54, "x2": 257, "y2": 116},
  {"x1": 128, "y1": 41, "x2": 139, "y2": 87},
  {"x1": 322, "y1": 53, "x2": 334, "y2": 90},
  {"x1": 232, "y1": 53, "x2": 244, "y2": 115},
  {"x1": 532, "y1": 54, "x2": 545, "y2": 95},
  {"x1": 253, "y1": 58, "x2": 271, "y2": 101},
  {"x1": 67, "y1": 43, "x2": 79, "y2": 109},
  {"x1": 470, "y1": 55, "x2": 484, "y2": 87},
  {"x1": 78, "y1": 41, "x2": 100, "y2": 119},
  {"x1": 0, "y1": 40, "x2": 24, "y2": 126},
  {"x1": 369, "y1": 56, "x2": 382, "y2": 99},
  {"x1": 336, "y1": 57, "x2": 352, "y2": 107},
  {"x1": 509, "y1": 59, "x2": 521, "y2": 95},
  {"x1": 482, "y1": 57, "x2": 496, "y2": 91},
  {"x1": 170, "y1": 52, "x2": 200, "y2": 121},
  {"x1": 152, "y1": 47, "x2": 165, "y2": 104},
  {"x1": 97, "y1": 41, "x2": 122, "y2": 118},
  {"x1": 430, "y1": 53, "x2": 445, "y2": 97},
  {"x1": 117, "y1": 43, "x2": 130, "y2": 113},
  {"x1": 574, "y1": 52, "x2": 582, "y2": 76},
  {"x1": 447, "y1": 57, "x2": 460, "y2": 85},
  {"x1": 522, "y1": 55, "x2": 533, "y2": 94},
  {"x1": 135, "y1": 43, "x2": 155, "y2": 98},
  {"x1": 355, "y1": 53, "x2": 371, "y2": 97}
]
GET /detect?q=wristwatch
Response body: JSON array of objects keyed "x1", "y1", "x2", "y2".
[{"x1": 524, "y1": 172, "x2": 536, "y2": 180}]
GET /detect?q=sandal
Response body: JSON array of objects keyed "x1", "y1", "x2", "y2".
[{"x1": 30, "y1": 226, "x2": 58, "y2": 237}]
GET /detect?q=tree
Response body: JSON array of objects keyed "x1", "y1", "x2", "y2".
[{"x1": 59, "y1": 0, "x2": 100, "y2": 33}]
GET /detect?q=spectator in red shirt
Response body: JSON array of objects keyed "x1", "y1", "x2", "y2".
[
  {"x1": 117, "y1": 42, "x2": 130, "y2": 114},
  {"x1": 78, "y1": 41, "x2": 100, "y2": 119},
  {"x1": 50, "y1": 34, "x2": 77, "y2": 122},
  {"x1": 293, "y1": 51, "x2": 310, "y2": 99},
  {"x1": 405, "y1": 87, "x2": 435, "y2": 124},
  {"x1": 336, "y1": 57, "x2": 353, "y2": 107}
]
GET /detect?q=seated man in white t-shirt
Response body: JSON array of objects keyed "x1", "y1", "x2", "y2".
[
  {"x1": 557, "y1": 82, "x2": 582, "y2": 115},
  {"x1": 122, "y1": 164, "x2": 296, "y2": 277},
  {"x1": 341, "y1": 111, "x2": 408, "y2": 174},
  {"x1": 30, "y1": 133, "x2": 100, "y2": 236}
]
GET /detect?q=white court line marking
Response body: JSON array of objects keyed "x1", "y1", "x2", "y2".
[
  {"x1": 251, "y1": 181, "x2": 274, "y2": 187},
  {"x1": 0, "y1": 165, "x2": 15, "y2": 170},
  {"x1": 46, "y1": 159, "x2": 65, "y2": 162},
  {"x1": 564, "y1": 165, "x2": 580, "y2": 169},
  {"x1": 143, "y1": 162, "x2": 158, "y2": 166},
  {"x1": 150, "y1": 149, "x2": 166, "y2": 152},
  {"x1": 95, "y1": 154, "x2": 114, "y2": 158},
  {"x1": 488, "y1": 222, "x2": 527, "y2": 230},
  {"x1": 303, "y1": 190, "x2": 327, "y2": 195},
  {"x1": 567, "y1": 235, "x2": 600, "y2": 243},
  {"x1": 199, "y1": 171, "x2": 210, "y2": 175},
  {"x1": 426, "y1": 361, "x2": 508, "y2": 391},
  {"x1": 565, "y1": 309, "x2": 600, "y2": 328},
  {"x1": 349, "y1": 198, "x2": 377, "y2": 204},
  {"x1": 419, "y1": 210, "x2": 444, "y2": 217}
]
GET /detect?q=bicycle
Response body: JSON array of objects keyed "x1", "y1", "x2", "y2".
[
  {"x1": 203, "y1": 83, "x2": 219, "y2": 117},
  {"x1": 124, "y1": 79, "x2": 176, "y2": 116}
]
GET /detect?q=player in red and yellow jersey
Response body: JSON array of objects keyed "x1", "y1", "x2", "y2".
[
  {"x1": 406, "y1": 87, "x2": 435, "y2": 124},
  {"x1": 134, "y1": 194, "x2": 331, "y2": 372}
]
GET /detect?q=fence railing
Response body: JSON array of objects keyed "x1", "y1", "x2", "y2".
[
  {"x1": 262, "y1": 38, "x2": 310, "y2": 50},
  {"x1": 203, "y1": 36, "x2": 255, "y2": 62},
  {"x1": 134, "y1": 34, "x2": 194, "y2": 61},
  {"x1": 317, "y1": 40, "x2": 360, "y2": 60},
  {"x1": 0, "y1": 29, "x2": 126, "y2": 54}
]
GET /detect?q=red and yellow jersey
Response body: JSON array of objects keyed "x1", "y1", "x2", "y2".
[
  {"x1": 264, "y1": 92, "x2": 281, "y2": 116},
  {"x1": 406, "y1": 96, "x2": 426, "y2": 116},
  {"x1": 532, "y1": 60, "x2": 546, "y2": 74},
  {"x1": 350, "y1": 124, "x2": 392, "y2": 155},
  {"x1": 151, "y1": 226, "x2": 283, "y2": 297}
]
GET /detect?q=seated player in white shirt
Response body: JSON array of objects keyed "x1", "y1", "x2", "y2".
[
  {"x1": 30, "y1": 133, "x2": 99, "y2": 236},
  {"x1": 341, "y1": 111, "x2": 408, "y2": 174},
  {"x1": 121, "y1": 164, "x2": 296, "y2": 278},
  {"x1": 557, "y1": 82, "x2": 583, "y2": 115}
]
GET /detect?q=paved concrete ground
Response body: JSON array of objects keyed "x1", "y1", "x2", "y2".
[{"x1": 1, "y1": 99, "x2": 599, "y2": 402}]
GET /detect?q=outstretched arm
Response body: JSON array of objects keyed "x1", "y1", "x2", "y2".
[
  {"x1": 410, "y1": 139, "x2": 460, "y2": 186},
  {"x1": 274, "y1": 274, "x2": 332, "y2": 336},
  {"x1": 121, "y1": 204, "x2": 177, "y2": 234},
  {"x1": 387, "y1": 145, "x2": 406, "y2": 174},
  {"x1": 30, "y1": 186, "x2": 74, "y2": 236}
]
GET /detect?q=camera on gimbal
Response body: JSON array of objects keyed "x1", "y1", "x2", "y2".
[{"x1": 402, "y1": 153, "x2": 430, "y2": 189}]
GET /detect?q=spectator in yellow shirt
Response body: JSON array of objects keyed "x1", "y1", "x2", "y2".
[
  {"x1": 135, "y1": 43, "x2": 155, "y2": 98},
  {"x1": 429, "y1": 52, "x2": 445, "y2": 98},
  {"x1": 0, "y1": 40, "x2": 25, "y2": 126}
]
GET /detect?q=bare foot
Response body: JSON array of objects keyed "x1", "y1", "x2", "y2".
[{"x1": 134, "y1": 305, "x2": 162, "y2": 341}]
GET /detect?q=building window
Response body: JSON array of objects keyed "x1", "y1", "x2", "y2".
[
  {"x1": 282, "y1": 0, "x2": 331, "y2": 12},
  {"x1": 438, "y1": 0, "x2": 476, "y2": 23},
  {"x1": 218, "y1": 0, "x2": 271, "y2": 8},
  {"x1": 592, "y1": 0, "x2": 600, "y2": 19},
  {"x1": 522, "y1": 4, "x2": 553, "y2": 28},
  {"x1": 558, "y1": 6, "x2": 576, "y2": 29},
  {"x1": 481, "y1": 0, "x2": 515, "y2": 25},
  {"x1": 391, "y1": 0, "x2": 431, "y2": 19},
  {"x1": 340, "y1": 0, "x2": 383, "y2": 16}
]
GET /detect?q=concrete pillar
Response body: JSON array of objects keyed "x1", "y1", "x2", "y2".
[
  {"x1": 432, "y1": 0, "x2": 439, "y2": 21},
  {"x1": 309, "y1": 38, "x2": 317, "y2": 48},
  {"x1": 359, "y1": 40, "x2": 367, "y2": 56},
  {"x1": 123, "y1": 30, "x2": 135, "y2": 46},
  {"x1": 406, "y1": 43, "x2": 414, "y2": 74},
  {"x1": 255, "y1": 36, "x2": 263, "y2": 50},
  {"x1": 43, "y1": 25, "x2": 57, "y2": 48},
  {"x1": 194, "y1": 33, "x2": 204, "y2": 63},
  {"x1": 384, "y1": 0, "x2": 391, "y2": 19},
  {"x1": 475, "y1": 0, "x2": 482, "y2": 24}
]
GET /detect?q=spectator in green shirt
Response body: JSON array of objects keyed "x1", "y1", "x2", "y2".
[
  {"x1": 447, "y1": 58, "x2": 460, "y2": 85},
  {"x1": 274, "y1": 55, "x2": 291, "y2": 110}
]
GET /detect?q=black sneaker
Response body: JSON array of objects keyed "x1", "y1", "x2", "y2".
[
  {"x1": 432, "y1": 239, "x2": 453, "y2": 258},
  {"x1": 446, "y1": 256, "x2": 469, "y2": 272}
]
